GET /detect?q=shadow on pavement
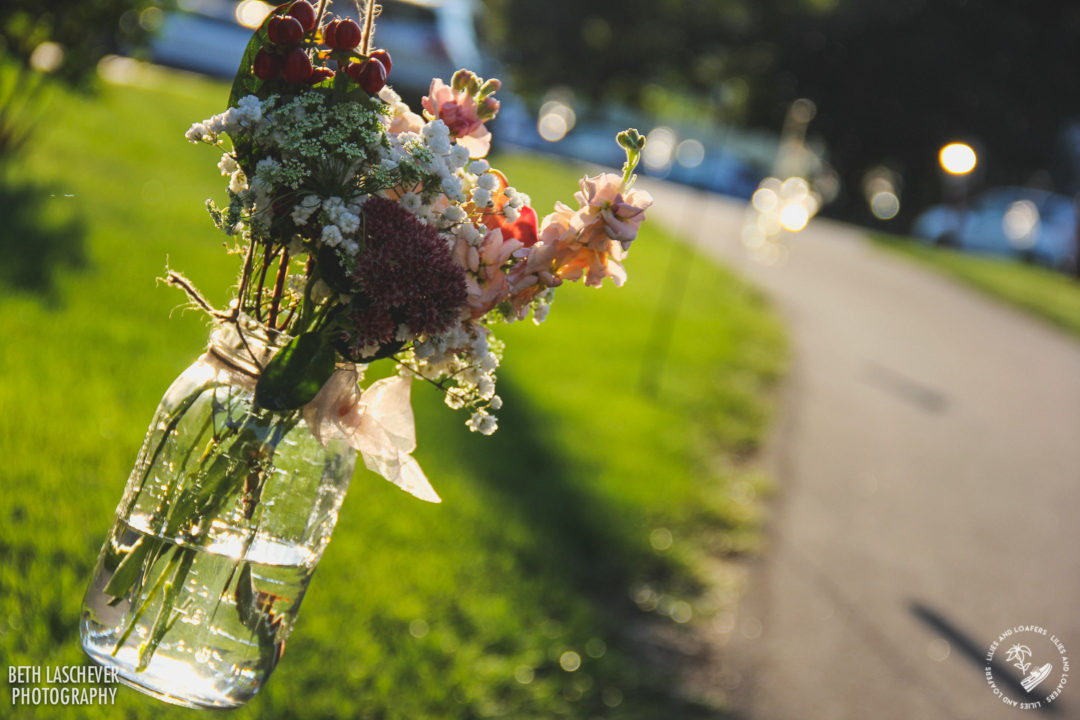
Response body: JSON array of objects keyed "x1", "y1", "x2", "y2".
[{"x1": 909, "y1": 601, "x2": 1064, "y2": 716}]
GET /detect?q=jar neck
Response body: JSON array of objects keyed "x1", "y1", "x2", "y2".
[{"x1": 206, "y1": 317, "x2": 291, "y2": 379}]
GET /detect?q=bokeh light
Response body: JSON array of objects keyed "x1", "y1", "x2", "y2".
[
  {"x1": 138, "y1": 6, "x2": 164, "y2": 32},
  {"x1": 235, "y1": 0, "x2": 275, "y2": 29},
  {"x1": 752, "y1": 186, "x2": 778, "y2": 213},
  {"x1": 863, "y1": 166, "x2": 901, "y2": 220},
  {"x1": 1002, "y1": 199, "x2": 1040, "y2": 248},
  {"x1": 675, "y1": 139, "x2": 705, "y2": 169},
  {"x1": 939, "y1": 142, "x2": 977, "y2": 175},
  {"x1": 537, "y1": 100, "x2": 576, "y2": 142},
  {"x1": 870, "y1": 192, "x2": 900, "y2": 220},
  {"x1": 559, "y1": 651, "x2": 582, "y2": 672},
  {"x1": 29, "y1": 42, "x2": 64, "y2": 73},
  {"x1": 780, "y1": 203, "x2": 810, "y2": 232},
  {"x1": 642, "y1": 127, "x2": 676, "y2": 171}
]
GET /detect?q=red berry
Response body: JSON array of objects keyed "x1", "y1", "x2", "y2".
[
  {"x1": 287, "y1": 0, "x2": 317, "y2": 33},
  {"x1": 282, "y1": 48, "x2": 313, "y2": 83},
  {"x1": 332, "y1": 18, "x2": 362, "y2": 49},
  {"x1": 252, "y1": 48, "x2": 282, "y2": 80},
  {"x1": 347, "y1": 58, "x2": 386, "y2": 93},
  {"x1": 321, "y1": 19, "x2": 339, "y2": 47},
  {"x1": 309, "y1": 65, "x2": 335, "y2": 84},
  {"x1": 369, "y1": 49, "x2": 392, "y2": 75},
  {"x1": 268, "y1": 15, "x2": 304, "y2": 45}
]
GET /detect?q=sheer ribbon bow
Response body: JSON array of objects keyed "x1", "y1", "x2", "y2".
[{"x1": 303, "y1": 368, "x2": 439, "y2": 503}]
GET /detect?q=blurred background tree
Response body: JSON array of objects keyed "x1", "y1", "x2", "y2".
[
  {"x1": 481, "y1": 0, "x2": 826, "y2": 115},
  {"x1": 740, "y1": 0, "x2": 1080, "y2": 223},
  {"x1": 1, "y1": 0, "x2": 164, "y2": 87},
  {"x1": 481, "y1": 0, "x2": 1080, "y2": 225},
  {"x1": 0, "y1": 0, "x2": 154, "y2": 295}
]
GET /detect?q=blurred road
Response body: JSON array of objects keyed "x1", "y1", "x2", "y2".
[{"x1": 640, "y1": 180, "x2": 1080, "y2": 720}]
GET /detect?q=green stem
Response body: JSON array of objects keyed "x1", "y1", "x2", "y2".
[
  {"x1": 130, "y1": 386, "x2": 210, "y2": 499},
  {"x1": 268, "y1": 247, "x2": 290, "y2": 328},
  {"x1": 111, "y1": 400, "x2": 300, "y2": 669},
  {"x1": 111, "y1": 544, "x2": 181, "y2": 656},
  {"x1": 137, "y1": 547, "x2": 197, "y2": 672}
]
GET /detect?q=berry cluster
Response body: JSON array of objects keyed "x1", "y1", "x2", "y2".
[{"x1": 251, "y1": 1, "x2": 392, "y2": 94}]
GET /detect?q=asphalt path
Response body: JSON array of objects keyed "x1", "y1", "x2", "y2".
[{"x1": 639, "y1": 179, "x2": 1080, "y2": 720}]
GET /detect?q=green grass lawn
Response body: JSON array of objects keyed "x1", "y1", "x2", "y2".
[
  {"x1": 0, "y1": 66, "x2": 785, "y2": 719},
  {"x1": 871, "y1": 233, "x2": 1080, "y2": 340}
]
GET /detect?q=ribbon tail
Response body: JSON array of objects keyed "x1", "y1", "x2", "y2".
[
  {"x1": 306, "y1": 370, "x2": 441, "y2": 503},
  {"x1": 358, "y1": 444, "x2": 441, "y2": 504}
]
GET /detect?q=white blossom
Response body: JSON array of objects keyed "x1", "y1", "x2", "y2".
[
  {"x1": 448, "y1": 144, "x2": 471, "y2": 169},
  {"x1": 228, "y1": 169, "x2": 248, "y2": 194},
  {"x1": 476, "y1": 375, "x2": 495, "y2": 400},
  {"x1": 218, "y1": 153, "x2": 238, "y2": 176},
  {"x1": 291, "y1": 195, "x2": 321, "y2": 225},
  {"x1": 441, "y1": 175, "x2": 466, "y2": 203},
  {"x1": 467, "y1": 409, "x2": 497, "y2": 435},
  {"x1": 442, "y1": 205, "x2": 467, "y2": 224},
  {"x1": 378, "y1": 86, "x2": 402, "y2": 104},
  {"x1": 321, "y1": 225, "x2": 344, "y2": 247},
  {"x1": 422, "y1": 120, "x2": 452, "y2": 155},
  {"x1": 472, "y1": 187, "x2": 492, "y2": 207},
  {"x1": 506, "y1": 188, "x2": 529, "y2": 209},
  {"x1": 185, "y1": 122, "x2": 209, "y2": 143},
  {"x1": 234, "y1": 95, "x2": 264, "y2": 128}
]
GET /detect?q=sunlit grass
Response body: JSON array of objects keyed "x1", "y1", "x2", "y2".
[
  {"x1": 0, "y1": 66, "x2": 785, "y2": 719},
  {"x1": 871, "y1": 232, "x2": 1080, "y2": 340}
]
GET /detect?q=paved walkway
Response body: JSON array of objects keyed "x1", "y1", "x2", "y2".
[{"x1": 640, "y1": 180, "x2": 1080, "y2": 720}]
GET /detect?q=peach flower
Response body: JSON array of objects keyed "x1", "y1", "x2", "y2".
[
  {"x1": 574, "y1": 172, "x2": 653, "y2": 249},
  {"x1": 453, "y1": 227, "x2": 523, "y2": 317},
  {"x1": 422, "y1": 78, "x2": 493, "y2": 157}
]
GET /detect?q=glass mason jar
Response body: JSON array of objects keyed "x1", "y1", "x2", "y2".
[{"x1": 81, "y1": 318, "x2": 357, "y2": 708}]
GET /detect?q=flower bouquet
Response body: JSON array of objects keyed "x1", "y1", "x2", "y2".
[{"x1": 80, "y1": 0, "x2": 652, "y2": 708}]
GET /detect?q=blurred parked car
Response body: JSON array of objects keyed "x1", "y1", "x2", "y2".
[
  {"x1": 912, "y1": 187, "x2": 1079, "y2": 273},
  {"x1": 662, "y1": 151, "x2": 763, "y2": 200},
  {"x1": 148, "y1": 0, "x2": 483, "y2": 101},
  {"x1": 149, "y1": 0, "x2": 250, "y2": 77}
]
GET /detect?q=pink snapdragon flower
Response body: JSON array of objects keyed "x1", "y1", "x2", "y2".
[
  {"x1": 504, "y1": 173, "x2": 652, "y2": 315},
  {"x1": 574, "y1": 172, "x2": 653, "y2": 249},
  {"x1": 422, "y1": 78, "x2": 495, "y2": 158},
  {"x1": 453, "y1": 227, "x2": 523, "y2": 318}
]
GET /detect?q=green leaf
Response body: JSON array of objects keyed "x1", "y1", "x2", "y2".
[
  {"x1": 255, "y1": 332, "x2": 336, "y2": 411},
  {"x1": 317, "y1": 243, "x2": 354, "y2": 294},
  {"x1": 226, "y1": 10, "x2": 280, "y2": 109},
  {"x1": 103, "y1": 534, "x2": 155, "y2": 602},
  {"x1": 163, "y1": 430, "x2": 256, "y2": 534},
  {"x1": 136, "y1": 547, "x2": 196, "y2": 671},
  {"x1": 235, "y1": 562, "x2": 259, "y2": 630}
]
